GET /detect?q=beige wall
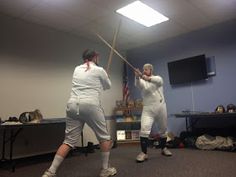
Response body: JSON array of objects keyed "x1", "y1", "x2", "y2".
[
  {"x1": 0, "y1": 13, "x2": 123, "y2": 120},
  {"x1": 0, "y1": 13, "x2": 123, "y2": 151}
]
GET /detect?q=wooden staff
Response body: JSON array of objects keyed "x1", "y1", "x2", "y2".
[
  {"x1": 106, "y1": 20, "x2": 122, "y2": 73},
  {"x1": 96, "y1": 33, "x2": 136, "y2": 71}
]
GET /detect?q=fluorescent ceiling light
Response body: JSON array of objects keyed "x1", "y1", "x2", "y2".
[{"x1": 116, "y1": 1, "x2": 169, "y2": 27}]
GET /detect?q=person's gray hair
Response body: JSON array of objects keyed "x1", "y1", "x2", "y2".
[{"x1": 143, "y1": 63, "x2": 154, "y2": 73}]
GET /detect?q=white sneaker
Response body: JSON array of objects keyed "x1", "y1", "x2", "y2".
[
  {"x1": 42, "y1": 170, "x2": 56, "y2": 177},
  {"x1": 136, "y1": 152, "x2": 148, "y2": 162},
  {"x1": 161, "y1": 147, "x2": 172, "y2": 156},
  {"x1": 99, "y1": 167, "x2": 117, "y2": 177}
]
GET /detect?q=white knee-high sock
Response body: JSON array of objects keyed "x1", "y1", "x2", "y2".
[
  {"x1": 48, "y1": 154, "x2": 64, "y2": 174},
  {"x1": 101, "y1": 151, "x2": 110, "y2": 169}
]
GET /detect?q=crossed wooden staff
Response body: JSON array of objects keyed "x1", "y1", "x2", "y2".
[{"x1": 95, "y1": 20, "x2": 137, "y2": 74}]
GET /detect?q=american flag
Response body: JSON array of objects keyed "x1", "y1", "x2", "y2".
[{"x1": 123, "y1": 63, "x2": 130, "y2": 105}]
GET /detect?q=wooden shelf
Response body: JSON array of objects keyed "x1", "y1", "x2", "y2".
[
  {"x1": 114, "y1": 106, "x2": 143, "y2": 112},
  {"x1": 116, "y1": 120, "x2": 141, "y2": 123},
  {"x1": 115, "y1": 107, "x2": 142, "y2": 143}
]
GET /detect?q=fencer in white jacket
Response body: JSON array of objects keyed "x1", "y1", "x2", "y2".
[
  {"x1": 42, "y1": 49, "x2": 116, "y2": 177},
  {"x1": 134, "y1": 63, "x2": 172, "y2": 163}
]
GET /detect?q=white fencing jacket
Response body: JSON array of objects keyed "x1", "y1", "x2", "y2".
[
  {"x1": 69, "y1": 62, "x2": 111, "y2": 106},
  {"x1": 135, "y1": 75, "x2": 165, "y2": 106}
]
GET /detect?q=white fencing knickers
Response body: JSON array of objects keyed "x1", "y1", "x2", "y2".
[
  {"x1": 63, "y1": 100, "x2": 111, "y2": 148},
  {"x1": 140, "y1": 102, "x2": 167, "y2": 138}
]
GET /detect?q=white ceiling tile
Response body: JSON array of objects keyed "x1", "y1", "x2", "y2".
[
  {"x1": 189, "y1": 0, "x2": 236, "y2": 22},
  {"x1": 145, "y1": 0, "x2": 211, "y2": 30},
  {"x1": 93, "y1": 13, "x2": 121, "y2": 31},
  {"x1": 21, "y1": 14, "x2": 73, "y2": 33},
  {"x1": 70, "y1": 29, "x2": 98, "y2": 42},
  {"x1": 171, "y1": 12, "x2": 212, "y2": 31},
  {"x1": 1, "y1": 0, "x2": 236, "y2": 51},
  {"x1": 44, "y1": 0, "x2": 110, "y2": 21},
  {"x1": 91, "y1": 0, "x2": 136, "y2": 11},
  {"x1": 70, "y1": 21, "x2": 115, "y2": 46},
  {"x1": 143, "y1": 0, "x2": 188, "y2": 16},
  {"x1": 72, "y1": 21, "x2": 104, "y2": 38},
  {"x1": 22, "y1": 3, "x2": 90, "y2": 31},
  {"x1": 0, "y1": 0, "x2": 42, "y2": 17},
  {"x1": 145, "y1": 21, "x2": 186, "y2": 40}
]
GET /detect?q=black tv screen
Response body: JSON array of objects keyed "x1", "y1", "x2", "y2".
[{"x1": 167, "y1": 54, "x2": 208, "y2": 85}]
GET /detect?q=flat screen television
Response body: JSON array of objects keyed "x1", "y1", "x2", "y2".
[{"x1": 167, "y1": 54, "x2": 208, "y2": 85}]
